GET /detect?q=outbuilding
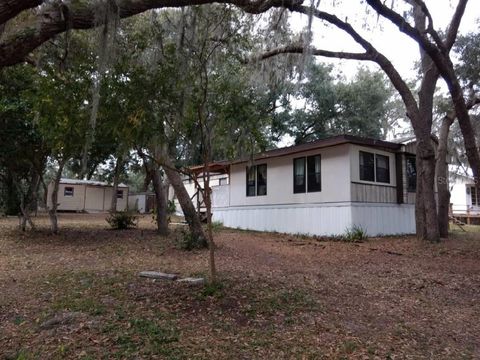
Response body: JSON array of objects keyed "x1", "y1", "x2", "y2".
[{"x1": 47, "y1": 178, "x2": 129, "y2": 212}]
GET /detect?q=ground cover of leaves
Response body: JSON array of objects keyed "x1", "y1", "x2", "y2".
[{"x1": 0, "y1": 213, "x2": 479, "y2": 359}]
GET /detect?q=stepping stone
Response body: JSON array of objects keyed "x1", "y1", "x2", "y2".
[
  {"x1": 177, "y1": 277, "x2": 205, "y2": 285},
  {"x1": 139, "y1": 271, "x2": 178, "y2": 280}
]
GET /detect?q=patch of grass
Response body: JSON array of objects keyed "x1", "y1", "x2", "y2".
[
  {"x1": 342, "y1": 340, "x2": 358, "y2": 354},
  {"x1": 13, "y1": 316, "x2": 25, "y2": 325},
  {"x1": 198, "y1": 281, "x2": 224, "y2": 299},
  {"x1": 4, "y1": 349, "x2": 33, "y2": 360},
  {"x1": 174, "y1": 228, "x2": 208, "y2": 250},
  {"x1": 210, "y1": 221, "x2": 224, "y2": 231},
  {"x1": 107, "y1": 317, "x2": 180, "y2": 358},
  {"x1": 52, "y1": 295, "x2": 106, "y2": 316},
  {"x1": 343, "y1": 225, "x2": 368, "y2": 243},
  {"x1": 245, "y1": 286, "x2": 318, "y2": 320}
]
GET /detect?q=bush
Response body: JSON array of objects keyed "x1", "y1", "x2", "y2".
[
  {"x1": 106, "y1": 211, "x2": 138, "y2": 230},
  {"x1": 167, "y1": 200, "x2": 176, "y2": 215},
  {"x1": 343, "y1": 225, "x2": 368, "y2": 242},
  {"x1": 211, "y1": 221, "x2": 223, "y2": 231},
  {"x1": 150, "y1": 200, "x2": 177, "y2": 225},
  {"x1": 174, "y1": 228, "x2": 208, "y2": 250}
]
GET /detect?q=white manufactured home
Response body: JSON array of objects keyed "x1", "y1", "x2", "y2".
[
  {"x1": 47, "y1": 178, "x2": 129, "y2": 212},
  {"x1": 450, "y1": 174, "x2": 480, "y2": 221},
  {"x1": 185, "y1": 135, "x2": 418, "y2": 236}
]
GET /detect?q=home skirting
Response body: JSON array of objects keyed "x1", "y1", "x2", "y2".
[{"x1": 212, "y1": 202, "x2": 415, "y2": 236}]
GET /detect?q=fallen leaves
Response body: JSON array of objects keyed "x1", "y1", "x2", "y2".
[{"x1": 0, "y1": 213, "x2": 479, "y2": 358}]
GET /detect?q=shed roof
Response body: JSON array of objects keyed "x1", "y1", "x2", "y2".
[{"x1": 59, "y1": 178, "x2": 128, "y2": 188}]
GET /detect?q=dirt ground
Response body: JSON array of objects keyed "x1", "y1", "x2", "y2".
[{"x1": 0, "y1": 213, "x2": 479, "y2": 359}]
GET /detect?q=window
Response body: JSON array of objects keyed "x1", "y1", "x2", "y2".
[
  {"x1": 376, "y1": 154, "x2": 390, "y2": 183},
  {"x1": 116, "y1": 190, "x2": 124, "y2": 199},
  {"x1": 307, "y1": 155, "x2": 321, "y2": 192},
  {"x1": 64, "y1": 187, "x2": 74, "y2": 197},
  {"x1": 471, "y1": 186, "x2": 478, "y2": 206},
  {"x1": 293, "y1": 155, "x2": 321, "y2": 193},
  {"x1": 359, "y1": 151, "x2": 391, "y2": 184},
  {"x1": 257, "y1": 165, "x2": 267, "y2": 196},
  {"x1": 406, "y1": 155, "x2": 416, "y2": 192},
  {"x1": 246, "y1": 164, "x2": 267, "y2": 197},
  {"x1": 359, "y1": 151, "x2": 375, "y2": 182},
  {"x1": 293, "y1": 157, "x2": 306, "y2": 193},
  {"x1": 219, "y1": 178, "x2": 228, "y2": 186},
  {"x1": 246, "y1": 166, "x2": 256, "y2": 197}
]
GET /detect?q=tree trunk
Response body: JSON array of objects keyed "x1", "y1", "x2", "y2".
[
  {"x1": 14, "y1": 174, "x2": 40, "y2": 231},
  {"x1": 416, "y1": 139, "x2": 440, "y2": 242},
  {"x1": 203, "y1": 170, "x2": 217, "y2": 283},
  {"x1": 49, "y1": 160, "x2": 65, "y2": 234},
  {"x1": 436, "y1": 115, "x2": 454, "y2": 238},
  {"x1": 152, "y1": 168, "x2": 169, "y2": 235},
  {"x1": 143, "y1": 163, "x2": 153, "y2": 191},
  {"x1": 415, "y1": 155, "x2": 426, "y2": 240},
  {"x1": 163, "y1": 164, "x2": 207, "y2": 248},
  {"x1": 110, "y1": 155, "x2": 123, "y2": 213}
]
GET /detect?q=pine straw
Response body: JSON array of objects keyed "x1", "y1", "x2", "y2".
[{"x1": 0, "y1": 213, "x2": 479, "y2": 359}]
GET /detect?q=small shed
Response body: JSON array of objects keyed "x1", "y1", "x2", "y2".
[
  {"x1": 128, "y1": 192, "x2": 156, "y2": 214},
  {"x1": 47, "y1": 178, "x2": 129, "y2": 212}
]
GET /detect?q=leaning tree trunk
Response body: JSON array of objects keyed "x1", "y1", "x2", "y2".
[
  {"x1": 163, "y1": 165, "x2": 207, "y2": 248},
  {"x1": 49, "y1": 160, "x2": 65, "y2": 234},
  {"x1": 152, "y1": 168, "x2": 169, "y2": 235}
]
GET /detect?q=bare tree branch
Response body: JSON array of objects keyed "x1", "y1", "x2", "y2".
[
  {"x1": 410, "y1": 0, "x2": 445, "y2": 51},
  {"x1": 445, "y1": 0, "x2": 469, "y2": 50},
  {"x1": 254, "y1": 45, "x2": 372, "y2": 61}
]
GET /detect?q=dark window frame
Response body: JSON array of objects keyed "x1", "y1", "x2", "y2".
[
  {"x1": 375, "y1": 154, "x2": 390, "y2": 184},
  {"x1": 471, "y1": 186, "x2": 478, "y2": 206},
  {"x1": 359, "y1": 151, "x2": 375, "y2": 182},
  {"x1": 116, "y1": 189, "x2": 124, "y2": 199},
  {"x1": 406, "y1": 155, "x2": 416, "y2": 192},
  {"x1": 246, "y1": 166, "x2": 256, "y2": 197},
  {"x1": 307, "y1": 154, "x2": 322, "y2": 192},
  {"x1": 256, "y1": 164, "x2": 267, "y2": 196},
  {"x1": 293, "y1": 157, "x2": 306, "y2": 193},
  {"x1": 246, "y1": 164, "x2": 267, "y2": 197},
  {"x1": 293, "y1": 155, "x2": 321, "y2": 193},
  {"x1": 359, "y1": 151, "x2": 391, "y2": 184},
  {"x1": 64, "y1": 186, "x2": 74, "y2": 197}
]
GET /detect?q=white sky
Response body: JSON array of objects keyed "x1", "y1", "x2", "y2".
[{"x1": 290, "y1": 1, "x2": 479, "y2": 81}]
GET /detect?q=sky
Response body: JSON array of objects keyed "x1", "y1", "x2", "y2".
[{"x1": 289, "y1": 0, "x2": 479, "y2": 80}]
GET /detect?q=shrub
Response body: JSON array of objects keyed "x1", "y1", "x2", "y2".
[
  {"x1": 106, "y1": 211, "x2": 138, "y2": 230},
  {"x1": 174, "y1": 228, "x2": 208, "y2": 250},
  {"x1": 343, "y1": 225, "x2": 368, "y2": 242},
  {"x1": 151, "y1": 200, "x2": 177, "y2": 224},
  {"x1": 167, "y1": 200, "x2": 176, "y2": 216},
  {"x1": 211, "y1": 221, "x2": 223, "y2": 231}
]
